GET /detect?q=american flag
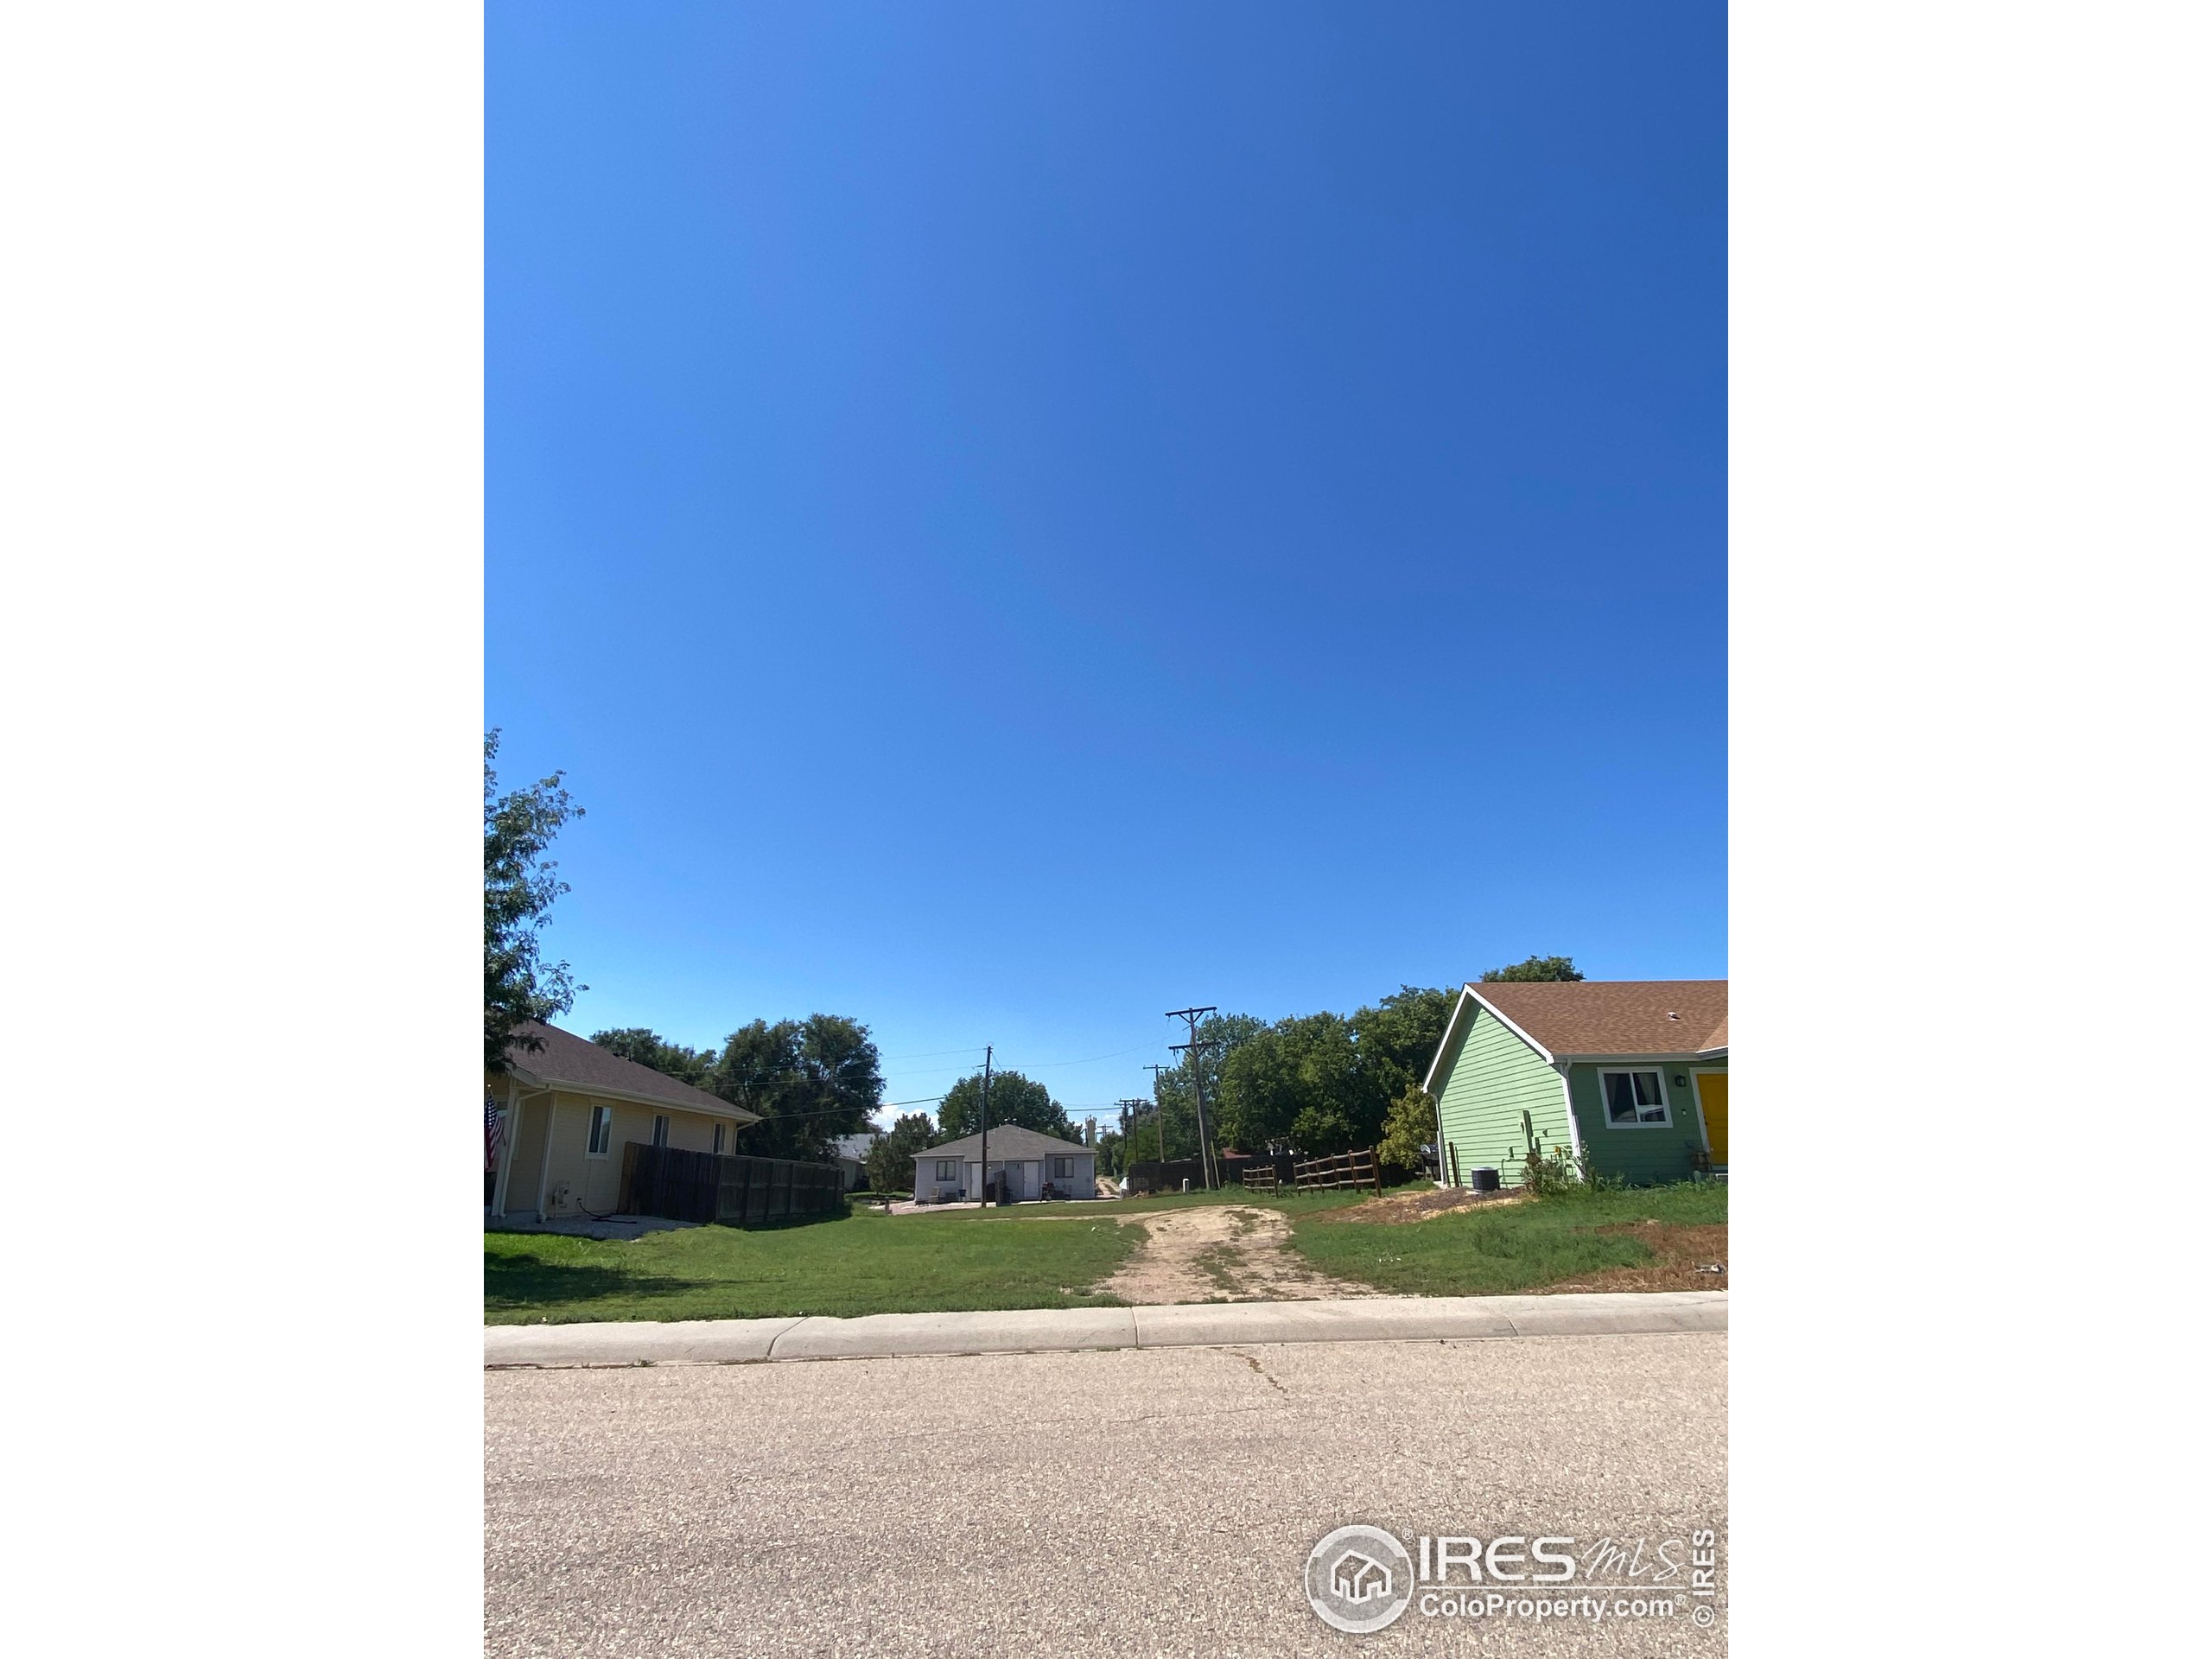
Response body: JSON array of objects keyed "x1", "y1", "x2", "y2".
[{"x1": 485, "y1": 1096, "x2": 505, "y2": 1173}]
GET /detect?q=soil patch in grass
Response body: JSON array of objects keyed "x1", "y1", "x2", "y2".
[
  {"x1": 1325, "y1": 1187, "x2": 1532, "y2": 1225},
  {"x1": 1094, "y1": 1205, "x2": 1376, "y2": 1304},
  {"x1": 1535, "y1": 1221, "x2": 1729, "y2": 1294}
]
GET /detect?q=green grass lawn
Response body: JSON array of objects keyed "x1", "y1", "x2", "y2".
[
  {"x1": 485, "y1": 1207, "x2": 1141, "y2": 1324},
  {"x1": 485, "y1": 1181, "x2": 1727, "y2": 1323},
  {"x1": 1284, "y1": 1182, "x2": 1728, "y2": 1296}
]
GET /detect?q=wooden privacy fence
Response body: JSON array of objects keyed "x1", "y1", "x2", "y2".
[
  {"x1": 1294, "y1": 1147, "x2": 1382, "y2": 1195},
  {"x1": 620, "y1": 1141, "x2": 845, "y2": 1226}
]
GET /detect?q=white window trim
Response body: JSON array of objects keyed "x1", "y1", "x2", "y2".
[
  {"x1": 935, "y1": 1160, "x2": 958, "y2": 1180},
  {"x1": 1597, "y1": 1067, "x2": 1674, "y2": 1129},
  {"x1": 586, "y1": 1103, "x2": 613, "y2": 1158}
]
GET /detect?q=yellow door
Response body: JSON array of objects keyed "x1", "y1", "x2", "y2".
[{"x1": 1697, "y1": 1074, "x2": 1729, "y2": 1165}]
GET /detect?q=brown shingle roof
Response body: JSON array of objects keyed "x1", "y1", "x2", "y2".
[
  {"x1": 1466, "y1": 980, "x2": 1728, "y2": 1059},
  {"x1": 499, "y1": 1022, "x2": 761, "y2": 1122}
]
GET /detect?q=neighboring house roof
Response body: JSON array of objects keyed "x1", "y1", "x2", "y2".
[
  {"x1": 916, "y1": 1125, "x2": 1093, "y2": 1161},
  {"x1": 832, "y1": 1133, "x2": 880, "y2": 1163},
  {"x1": 498, "y1": 1021, "x2": 762, "y2": 1123},
  {"x1": 1422, "y1": 980, "x2": 1729, "y2": 1090}
]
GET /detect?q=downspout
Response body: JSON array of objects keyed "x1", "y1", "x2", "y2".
[{"x1": 1555, "y1": 1065, "x2": 1584, "y2": 1167}]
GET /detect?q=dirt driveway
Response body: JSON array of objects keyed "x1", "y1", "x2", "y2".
[{"x1": 1095, "y1": 1205, "x2": 1376, "y2": 1304}]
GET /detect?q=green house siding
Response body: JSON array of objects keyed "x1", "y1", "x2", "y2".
[
  {"x1": 1432, "y1": 1006, "x2": 1572, "y2": 1188},
  {"x1": 1566, "y1": 1056, "x2": 1726, "y2": 1185}
]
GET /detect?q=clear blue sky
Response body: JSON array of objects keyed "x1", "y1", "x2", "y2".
[{"x1": 487, "y1": 1, "x2": 1726, "y2": 1126}]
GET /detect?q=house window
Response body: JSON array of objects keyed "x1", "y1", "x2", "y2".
[
  {"x1": 713, "y1": 1123, "x2": 726, "y2": 1155},
  {"x1": 652, "y1": 1115, "x2": 670, "y2": 1148},
  {"x1": 935, "y1": 1160, "x2": 957, "y2": 1180},
  {"x1": 1600, "y1": 1069, "x2": 1671, "y2": 1128},
  {"x1": 587, "y1": 1105, "x2": 613, "y2": 1156},
  {"x1": 1050, "y1": 1156, "x2": 1072, "y2": 1179}
]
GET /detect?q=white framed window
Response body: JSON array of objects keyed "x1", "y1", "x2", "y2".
[
  {"x1": 713, "y1": 1123, "x2": 726, "y2": 1155},
  {"x1": 587, "y1": 1105, "x2": 613, "y2": 1156},
  {"x1": 652, "y1": 1115, "x2": 670, "y2": 1148},
  {"x1": 1599, "y1": 1069, "x2": 1671, "y2": 1128},
  {"x1": 935, "y1": 1160, "x2": 957, "y2": 1180},
  {"x1": 1050, "y1": 1156, "x2": 1072, "y2": 1179}
]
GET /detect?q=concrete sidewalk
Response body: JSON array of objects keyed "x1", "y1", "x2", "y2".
[{"x1": 484, "y1": 1289, "x2": 1724, "y2": 1369}]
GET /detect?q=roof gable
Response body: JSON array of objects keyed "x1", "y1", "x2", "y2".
[
  {"x1": 918, "y1": 1124, "x2": 1092, "y2": 1161},
  {"x1": 500, "y1": 1022, "x2": 761, "y2": 1122},
  {"x1": 1423, "y1": 979, "x2": 1729, "y2": 1091},
  {"x1": 1465, "y1": 980, "x2": 1727, "y2": 1060}
]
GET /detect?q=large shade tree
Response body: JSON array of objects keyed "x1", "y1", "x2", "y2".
[
  {"x1": 589, "y1": 1028, "x2": 714, "y2": 1089},
  {"x1": 1480, "y1": 955, "x2": 1584, "y2": 982},
  {"x1": 1212, "y1": 986, "x2": 1457, "y2": 1158},
  {"x1": 484, "y1": 730, "x2": 585, "y2": 1073},
  {"x1": 709, "y1": 1014, "x2": 884, "y2": 1162},
  {"x1": 1214, "y1": 1011, "x2": 1377, "y2": 1154},
  {"x1": 935, "y1": 1069, "x2": 1076, "y2": 1141},
  {"x1": 1138, "y1": 1011, "x2": 1264, "y2": 1164}
]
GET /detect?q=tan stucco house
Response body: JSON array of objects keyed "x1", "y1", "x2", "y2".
[{"x1": 487, "y1": 1021, "x2": 760, "y2": 1221}]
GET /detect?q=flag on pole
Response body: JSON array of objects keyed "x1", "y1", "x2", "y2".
[{"x1": 486, "y1": 1096, "x2": 505, "y2": 1173}]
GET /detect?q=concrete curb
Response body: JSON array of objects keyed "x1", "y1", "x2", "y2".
[{"x1": 485, "y1": 1291, "x2": 1724, "y2": 1369}]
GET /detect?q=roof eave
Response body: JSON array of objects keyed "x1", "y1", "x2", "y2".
[
  {"x1": 1554, "y1": 1052, "x2": 1709, "y2": 1065},
  {"x1": 500, "y1": 1072, "x2": 762, "y2": 1123}
]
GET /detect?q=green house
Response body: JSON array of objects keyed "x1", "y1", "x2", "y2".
[{"x1": 1422, "y1": 980, "x2": 1728, "y2": 1188}]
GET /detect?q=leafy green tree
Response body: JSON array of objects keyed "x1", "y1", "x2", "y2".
[
  {"x1": 1120, "y1": 1101, "x2": 1195, "y2": 1164},
  {"x1": 1142, "y1": 1011, "x2": 1264, "y2": 1161},
  {"x1": 865, "y1": 1112, "x2": 938, "y2": 1194},
  {"x1": 935, "y1": 1069, "x2": 1076, "y2": 1141},
  {"x1": 1216, "y1": 1011, "x2": 1384, "y2": 1154},
  {"x1": 485, "y1": 730, "x2": 586, "y2": 1072},
  {"x1": 1481, "y1": 955, "x2": 1584, "y2": 983},
  {"x1": 1378, "y1": 1083, "x2": 1438, "y2": 1171},
  {"x1": 709, "y1": 1014, "x2": 884, "y2": 1161},
  {"x1": 1348, "y1": 984, "x2": 1456, "y2": 1102},
  {"x1": 1214, "y1": 988, "x2": 1455, "y2": 1158},
  {"x1": 589, "y1": 1028, "x2": 714, "y2": 1088},
  {"x1": 1095, "y1": 1129, "x2": 1126, "y2": 1178}
]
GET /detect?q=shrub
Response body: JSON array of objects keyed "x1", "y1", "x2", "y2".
[{"x1": 1519, "y1": 1142, "x2": 1624, "y2": 1196}]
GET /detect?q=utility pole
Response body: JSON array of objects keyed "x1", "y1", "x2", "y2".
[
  {"x1": 1141, "y1": 1066, "x2": 1168, "y2": 1162},
  {"x1": 1166, "y1": 1006, "x2": 1219, "y2": 1190},
  {"x1": 977, "y1": 1045, "x2": 992, "y2": 1208}
]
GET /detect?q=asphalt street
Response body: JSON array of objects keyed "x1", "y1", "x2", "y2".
[{"x1": 486, "y1": 1331, "x2": 1727, "y2": 1656}]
